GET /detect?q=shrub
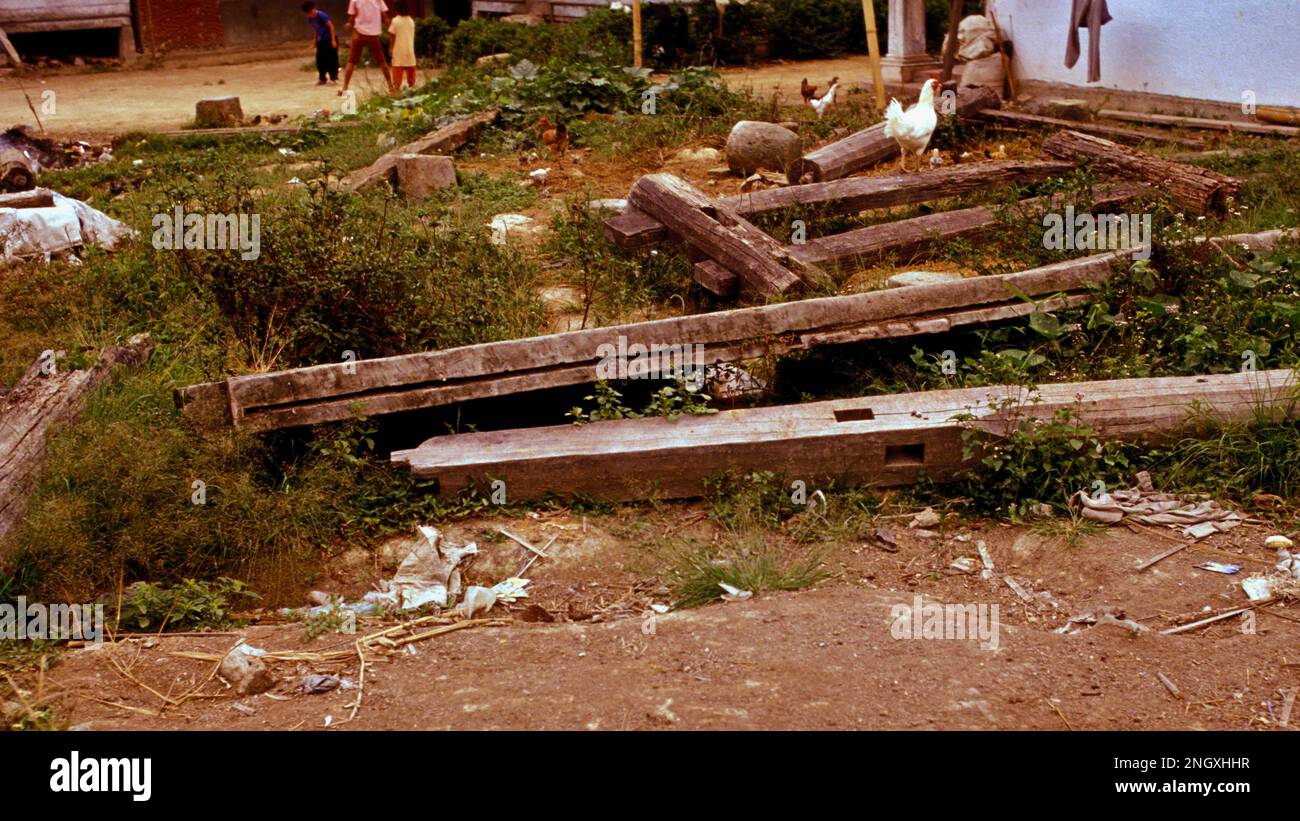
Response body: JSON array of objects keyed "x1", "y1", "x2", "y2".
[
  {"x1": 414, "y1": 14, "x2": 453, "y2": 59},
  {"x1": 762, "y1": 0, "x2": 865, "y2": 61}
]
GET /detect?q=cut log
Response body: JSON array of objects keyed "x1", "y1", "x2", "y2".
[
  {"x1": 391, "y1": 369, "x2": 1299, "y2": 501},
  {"x1": 0, "y1": 146, "x2": 35, "y2": 192},
  {"x1": 976, "y1": 109, "x2": 1207, "y2": 149},
  {"x1": 627, "y1": 173, "x2": 826, "y2": 296},
  {"x1": 1098, "y1": 109, "x2": 1299, "y2": 139},
  {"x1": 339, "y1": 109, "x2": 499, "y2": 192},
  {"x1": 787, "y1": 182, "x2": 1147, "y2": 270},
  {"x1": 0, "y1": 188, "x2": 54, "y2": 209},
  {"x1": 178, "y1": 251, "x2": 1131, "y2": 432},
  {"x1": 605, "y1": 159, "x2": 1078, "y2": 251},
  {"x1": 1042, "y1": 130, "x2": 1241, "y2": 214},
  {"x1": 0, "y1": 335, "x2": 154, "y2": 552},
  {"x1": 802, "y1": 86, "x2": 1001, "y2": 182}
]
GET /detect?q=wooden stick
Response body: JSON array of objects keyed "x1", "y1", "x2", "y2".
[
  {"x1": 632, "y1": 0, "x2": 642, "y2": 69},
  {"x1": 498, "y1": 528, "x2": 549, "y2": 558},
  {"x1": 1161, "y1": 603, "x2": 1268, "y2": 635},
  {"x1": 987, "y1": 9, "x2": 1015, "y2": 100},
  {"x1": 939, "y1": 0, "x2": 963, "y2": 84},
  {"x1": 861, "y1": 0, "x2": 886, "y2": 110}
]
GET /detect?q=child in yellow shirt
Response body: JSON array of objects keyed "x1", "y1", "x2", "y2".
[{"x1": 389, "y1": 1, "x2": 417, "y2": 90}]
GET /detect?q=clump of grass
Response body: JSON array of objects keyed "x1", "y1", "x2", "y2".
[{"x1": 657, "y1": 533, "x2": 829, "y2": 609}]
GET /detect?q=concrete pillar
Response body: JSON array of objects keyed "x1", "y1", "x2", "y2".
[{"x1": 880, "y1": 0, "x2": 939, "y2": 83}]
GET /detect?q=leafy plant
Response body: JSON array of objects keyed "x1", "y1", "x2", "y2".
[{"x1": 112, "y1": 577, "x2": 258, "y2": 632}]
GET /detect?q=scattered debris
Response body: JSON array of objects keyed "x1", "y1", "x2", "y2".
[
  {"x1": 1, "y1": 189, "x2": 135, "y2": 261},
  {"x1": 300, "y1": 674, "x2": 352, "y2": 694},
  {"x1": 1195, "y1": 561, "x2": 1241, "y2": 575},
  {"x1": 487, "y1": 213, "x2": 543, "y2": 245},
  {"x1": 718, "y1": 582, "x2": 753, "y2": 602},
  {"x1": 1072, "y1": 478, "x2": 1244, "y2": 539},
  {"x1": 1058, "y1": 605, "x2": 1151, "y2": 635},
  {"x1": 909, "y1": 507, "x2": 942, "y2": 529}
]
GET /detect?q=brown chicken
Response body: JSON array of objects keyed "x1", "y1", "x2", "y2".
[
  {"x1": 536, "y1": 116, "x2": 569, "y2": 155},
  {"x1": 800, "y1": 78, "x2": 818, "y2": 106}
]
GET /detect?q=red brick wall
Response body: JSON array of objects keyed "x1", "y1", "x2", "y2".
[{"x1": 137, "y1": 0, "x2": 225, "y2": 54}]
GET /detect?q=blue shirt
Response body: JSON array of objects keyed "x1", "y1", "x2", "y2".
[{"x1": 309, "y1": 11, "x2": 333, "y2": 45}]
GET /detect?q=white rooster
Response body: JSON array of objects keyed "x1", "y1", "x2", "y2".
[
  {"x1": 809, "y1": 82, "x2": 839, "y2": 119},
  {"x1": 882, "y1": 78, "x2": 940, "y2": 173}
]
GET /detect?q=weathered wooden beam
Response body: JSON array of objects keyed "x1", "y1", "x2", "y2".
[
  {"x1": 628, "y1": 173, "x2": 826, "y2": 296},
  {"x1": 0, "y1": 188, "x2": 55, "y2": 209},
  {"x1": 339, "y1": 109, "x2": 498, "y2": 191},
  {"x1": 392, "y1": 369, "x2": 1300, "y2": 501},
  {"x1": 605, "y1": 159, "x2": 1078, "y2": 251},
  {"x1": 1042, "y1": 130, "x2": 1241, "y2": 214},
  {"x1": 802, "y1": 85, "x2": 1001, "y2": 182},
  {"x1": 975, "y1": 109, "x2": 1207, "y2": 149},
  {"x1": 0, "y1": 335, "x2": 154, "y2": 551},
  {"x1": 177, "y1": 251, "x2": 1130, "y2": 433},
  {"x1": 787, "y1": 182, "x2": 1147, "y2": 270},
  {"x1": 1099, "y1": 109, "x2": 1300, "y2": 139}
]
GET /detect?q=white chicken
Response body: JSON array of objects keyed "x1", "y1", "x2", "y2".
[
  {"x1": 882, "y1": 78, "x2": 940, "y2": 173},
  {"x1": 809, "y1": 82, "x2": 839, "y2": 119}
]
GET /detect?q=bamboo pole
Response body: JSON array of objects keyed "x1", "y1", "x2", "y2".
[
  {"x1": 861, "y1": 0, "x2": 886, "y2": 110},
  {"x1": 632, "y1": 0, "x2": 643, "y2": 69}
]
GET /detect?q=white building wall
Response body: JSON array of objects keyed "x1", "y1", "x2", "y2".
[{"x1": 988, "y1": 0, "x2": 1300, "y2": 108}]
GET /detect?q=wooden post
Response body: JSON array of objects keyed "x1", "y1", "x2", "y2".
[
  {"x1": 632, "y1": 0, "x2": 643, "y2": 69},
  {"x1": 862, "y1": 0, "x2": 886, "y2": 110},
  {"x1": 939, "y1": 0, "x2": 962, "y2": 84}
]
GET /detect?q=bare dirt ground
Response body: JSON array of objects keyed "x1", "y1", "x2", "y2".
[
  {"x1": 25, "y1": 509, "x2": 1300, "y2": 730},
  {"x1": 0, "y1": 52, "x2": 877, "y2": 138},
  {"x1": 0, "y1": 45, "x2": 422, "y2": 137}
]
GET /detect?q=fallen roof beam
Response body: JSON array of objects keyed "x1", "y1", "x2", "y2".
[
  {"x1": 1098, "y1": 109, "x2": 1299, "y2": 139},
  {"x1": 628, "y1": 173, "x2": 829, "y2": 296},
  {"x1": 604, "y1": 159, "x2": 1078, "y2": 251},
  {"x1": 786, "y1": 183, "x2": 1147, "y2": 270},
  {"x1": 1042, "y1": 130, "x2": 1241, "y2": 214},
  {"x1": 176, "y1": 251, "x2": 1131, "y2": 433},
  {"x1": 338, "y1": 109, "x2": 498, "y2": 191},
  {"x1": 974, "y1": 109, "x2": 1207, "y2": 149},
  {"x1": 392, "y1": 369, "x2": 1300, "y2": 501}
]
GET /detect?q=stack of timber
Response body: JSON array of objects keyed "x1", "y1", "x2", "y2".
[
  {"x1": 1041, "y1": 129, "x2": 1242, "y2": 213},
  {"x1": 1098, "y1": 109, "x2": 1299, "y2": 139},
  {"x1": 176, "y1": 251, "x2": 1132, "y2": 433},
  {"x1": 604, "y1": 159, "x2": 1078, "y2": 252},
  {"x1": 0, "y1": 334, "x2": 154, "y2": 550},
  {"x1": 338, "y1": 110, "x2": 498, "y2": 191},
  {"x1": 392, "y1": 369, "x2": 1300, "y2": 501},
  {"x1": 802, "y1": 86, "x2": 1001, "y2": 182}
]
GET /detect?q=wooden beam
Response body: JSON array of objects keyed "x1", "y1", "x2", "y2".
[
  {"x1": 1042, "y1": 129, "x2": 1241, "y2": 213},
  {"x1": 0, "y1": 188, "x2": 54, "y2": 209},
  {"x1": 1099, "y1": 109, "x2": 1299, "y2": 139},
  {"x1": 803, "y1": 85, "x2": 1000, "y2": 182},
  {"x1": 339, "y1": 109, "x2": 498, "y2": 191},
  {"x1": 787, "y1": 183, "x2": 1147, "y2": 270},
  {"x1": 975, "y1": 109, "x2": 1207, "y2": 149},
  {"x1": 177, "y1": 251, "x2": 1132, "y2": 433},
  {"x1": 0, "y1": 26, "x2": 22, "y2": 69},
  {"x1": 938, "y1": 0, "x2": 963, "y2": 84},
  {"x1": 1, "y1": 335, "x2": 154, "y2": 551},
  {"x1": 605, "y1": 159, "x2": 1078, "y2": 251},
  {"x1": 392, "y1": 369, "x2": 1300, "y2": 501},
  {"x1": 628, "y1": 173, "x2": 826, "y2": 296}
]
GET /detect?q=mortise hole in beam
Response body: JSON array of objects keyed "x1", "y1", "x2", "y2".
[
  {"x1": 884, "y1": 443, "x2": 925, "y2": 466},
  {"x1": 833, "y1": 407, "x2": 875, "y2": 422}
]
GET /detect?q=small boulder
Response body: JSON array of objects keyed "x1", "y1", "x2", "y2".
[
  {"x1": 219, "y1": 647, "x2": 276, "y2": 696},
  {"x1": 724, "y1": 121, "x2": 804, "y2": 181},
  {"x1": 395, "y1": 154, "x2": 456, "y2": 199},
  {"x1": 195, "y1": 96, "x2": 243, "y2": 128}
]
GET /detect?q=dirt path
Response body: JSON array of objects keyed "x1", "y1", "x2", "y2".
[
  {"x1": 29, "y1": 512, "x2": 1300, "y2": 730},
  {"x1": 0, "y1": 53, "x2": 881, "y2": 138},
  {"x1": 0, "y1": 48, "x2": 418, "y2": 137}
]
